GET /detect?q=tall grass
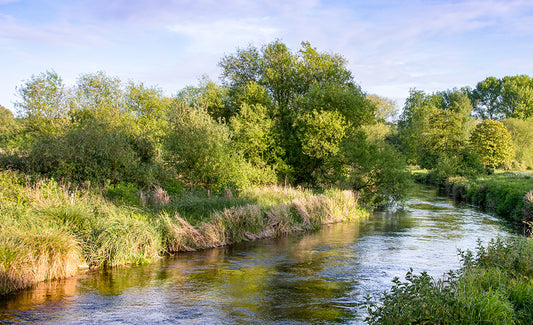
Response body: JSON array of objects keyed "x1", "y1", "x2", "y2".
[{"x1": 0, "y1": 172, "x2": 367, "y2": 295}]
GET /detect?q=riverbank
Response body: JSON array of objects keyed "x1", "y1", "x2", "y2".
[
  {"x1": 0, "y1": 170, "x2": 368, "y2": 295},
  {"x1": 412, "y1": 169, "x2": 533, "y2": 235},
  {"x1": 366, "y1": 235, "x2": 533, "y2": 324}
]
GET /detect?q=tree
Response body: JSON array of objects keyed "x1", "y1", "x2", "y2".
[
  {"x1": 219, "y1": 40, "x2": 375, "y2": 186},
  {"x1": 28, "y1": 122, "x2": 141, "y2": 184},
  {"x1": 70, "y1": 71, "x2": 125, "y2": 126},
  {"x1": 343, "y1": 130, "x2": 410, "y2": 205},
  {"x1": 470, "y1": 119, "x2": 514, "y2": 168},
  {"x1": 177, "y1": 76, "x2": 230, "y2": 122},
  {"x1": 500, "y1": 75, "x2": 533, "y2": 119},
  {"x1": 15, "y1": 70, "x2": 70, "y2": 134},
  {"x1": 164, "y1": 103, "x2": 255, "y2": 190},
  {"x1": 367, "y1": 94, "x2": 397, "y2": 122},
  {"x1": 230, "y1": 102, "x2": 277, "y2": 166},
  {"x1": 0, "y1": 105, "x2": 18, "y2": 147},
  {"x1": 125, "y1": 81, "x2": 171, "y2": 153},
  {"x1": 398, "y1": 88, "x2": 476, "y2": 168},
  {"x1": 397, "y1": 89, "x2": 437, "y2": 164},
  {"x1": 471, "y1": 77, "x2": 502, "y2": 119},
  {"x1": 294, "y1": 109, "x2": 347, "y2": 185},
  {"x1": 502, "y1": 118, "x2": 533, "y2": 169}
]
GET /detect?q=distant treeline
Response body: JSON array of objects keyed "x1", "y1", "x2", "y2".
[{"x1": 395, "y1": 76, "x2": 533, "y2": 183}]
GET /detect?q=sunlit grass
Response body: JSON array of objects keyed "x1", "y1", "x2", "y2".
[{"x1": 0, "y1": 171, "x2": 367, "y2": 295}]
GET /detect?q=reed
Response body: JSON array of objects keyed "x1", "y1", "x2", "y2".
[
  {"x1": 0, "y1": 222, "x2": 81, "y2": 295},
  {"x1": 0, "y1": 170, "x2": 367, "y2": 295}
]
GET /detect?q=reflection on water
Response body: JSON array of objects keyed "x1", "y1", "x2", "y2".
[{"x1": 0, "y1": 185, "x2": 513, "y2": 324}]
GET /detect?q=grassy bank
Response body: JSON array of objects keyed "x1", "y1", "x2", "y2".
[
  {"x1": 443, "y1": 172, "x2": 532, "y2": 221},
  {"x1": 0, "y1": 170, "x2": 368, "y2": 295},
  {"x1": 366, "y1": 236, "x2": 533, "y2": 324},
  {"x1": 412, "y1": 169, "x2": 533, "y2": 234}
]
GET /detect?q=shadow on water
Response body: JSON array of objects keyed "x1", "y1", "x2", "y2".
[{"x1": 0, "y1": 184, "x2": 514, "y2": 324}]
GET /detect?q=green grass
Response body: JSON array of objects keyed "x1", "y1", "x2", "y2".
[
  {"x1": 444, "y1": 172, "x2": 533, "y2": 226},
  {"x1": 0, "y1": 171, "x2": 368, "y2": 295}
]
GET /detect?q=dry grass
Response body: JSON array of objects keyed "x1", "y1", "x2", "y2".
[{"x1": 0, "y1": 225, "x2": 81, "y2": 295}]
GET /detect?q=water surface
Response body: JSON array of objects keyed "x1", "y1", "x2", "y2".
[{"x1": 0, "y1": 185, "x2": 513, "y2": 324}]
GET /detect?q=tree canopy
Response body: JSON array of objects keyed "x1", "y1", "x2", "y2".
[
  {"x1": 4, "y1": 41, "x2": 411, "y2": 205},
  {"x1": 470, "y1": 119, "x2": 514, "y2": 168}
]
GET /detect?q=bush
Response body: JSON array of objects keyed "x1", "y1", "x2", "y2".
[
  {"x1": 164, "y1": 104, "x2": 259, "y2": 191},
  {"x1": 28, "y1": 123, "x2": 142, "y2": 185},
  {"x1": 366, "y1": 237, "x2": 533, "y2": 324}
]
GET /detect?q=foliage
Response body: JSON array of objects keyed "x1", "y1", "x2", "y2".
[
  {"x1": 343, "y1": 130, "x2": 411, "y2": 205},
  {"x1": 502, "y1": 118, "x2": 533, "y2": 169},
  {"x1": 442, "y1": 172, "x2": 533, "y2": 224},
  {"x1": 14, "y1": 70, "x2": 70, "y2": 135},
  {"x1": 177, "y1": 76, "x2": 230, "y2": 122},
  {"x1": 70, "y1": 71, "x2": 124, "y2": 126},
  {"x1": 366, "y1": 236, "x2": 533, "y2": 324},
  {"x1": 10, "y1": 42, "x2": 410, "y2": 205},
  {"x1": 219, "y1": 40, "x2": 384, "y2": 189},
  {"x1": 471, "y1": 76, "x2": 503, "y2": 119},
  {"x1": 28, "y1": 122, "x2": 145, "y2": 185},
  {"x1": 366, "y1": 94, "x2": 397, "y2": 122},
  {"x1": 469, "y1": 75, "x2": 533, "y2": 120},
  {"x1": 230, "y1": 103, "x2": 277, "y2": 165},
  {"x1": 470, "y1": 119, "x2": 514, "y2": 168},
  {"x1": 500, "y1": 75, "x2": 533, "y2": 120},
  {"x1": 164, "y1": 103, "x2": 257, "y2": 191},
  {"x1": 0, "y1": 105, "x2": 19, "y2": 148},
  {"x1": 398, "y1": 88, "x2": 476, "y2": 170}
]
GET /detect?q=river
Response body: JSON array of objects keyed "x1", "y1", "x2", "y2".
[{"x1": 0, "y1": 184, "x2": 514, "y2": 324}]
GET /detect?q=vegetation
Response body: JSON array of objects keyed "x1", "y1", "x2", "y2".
[
  {"x1": 366, "y1": 236, "x2": 533, "y2": 324},
  {"x1": 0, "y1": 169, "x2": 367, "y2": 295},
  {"x1": 2, "y1": 40, "x2": 533, "y2": 316},
  {"x1": 441, "y1": 173, "x2": 533, "y2": 231},
  {"x1": 470, "y1": 120, "x2": 514, "y2": 168}
]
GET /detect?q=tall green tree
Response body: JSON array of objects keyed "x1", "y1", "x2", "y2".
[
  {"x1": 70, "y1": 71, "x2": 125, "y2": 126},
  {"x1": 398, "y1": 88, "x2": 475, "y2": 169},
  {"x1": 164, "y1": 103, "x2": 256, "y2": 190},
  {"x1": 367, "y1": 94, "x2": 397, "y2": 122},
  {"x1": 397, "y1": 89, "x2": 436, "y2": 164},
  {"x1": 470, "y1": 119, "x2": 514, "y2": 168},
  {"x1": 502, "y1": 118, "x2": 533, "y2": 169},
  {"x1": 219, "y1": 40, "x2": 376, "y2": 185},
  {"x1": 230, "y1": 103, "x2": 277, "y2": 160},
  {"x1": 471, "y1": 77, "x2": 502, "y2": 119},
  {"x1": 500, "y1": 75, "x2": 533, "y2": 119},
  {"x1": 15, "y1": 70, "x2": 70, "y2": 135},
  {"x1": 178, "y1": 76, "x2": 230, "y2": 122}
]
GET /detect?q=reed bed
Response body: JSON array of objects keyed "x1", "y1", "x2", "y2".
[{"x1": 0, "y1": 172, "x2": 367, "y2": 295}]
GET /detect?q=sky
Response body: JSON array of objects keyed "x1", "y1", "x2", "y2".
[{"x1": 1, "y1": 0, "x2": 533, "y2": 114}]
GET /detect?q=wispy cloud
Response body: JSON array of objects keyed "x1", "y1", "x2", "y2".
[
  {"x1": 168, "y1": 18, "x2": 280, "y2": 53},
  {"x1": 1, "y1": 0, "x2": 533, "y2": 110}
]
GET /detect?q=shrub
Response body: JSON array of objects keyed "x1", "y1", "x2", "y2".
[
  {"x1": 366, "y1": 236, "x2": 533, "y2": 324},
  {"x1": 28, "y1": 123, "x2": 141, "y2": 185}
]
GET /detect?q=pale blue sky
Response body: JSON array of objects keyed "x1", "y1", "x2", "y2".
[{"x1": 2, "y1": 0, "x2": 533, "y2": 113}]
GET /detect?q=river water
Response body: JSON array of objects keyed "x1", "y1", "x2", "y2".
[{"x1": 0, "y1": 185, "x2": 514, "y2": 324}]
